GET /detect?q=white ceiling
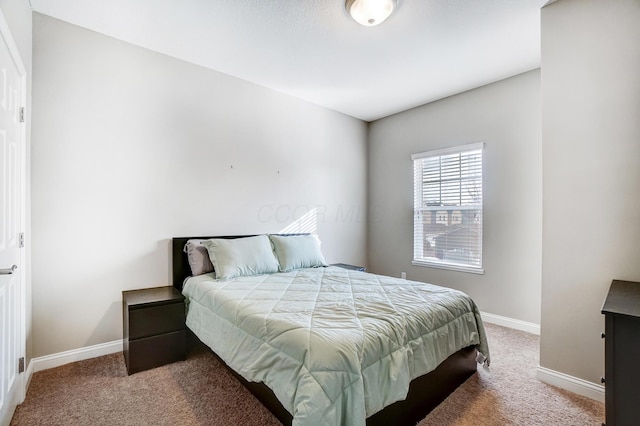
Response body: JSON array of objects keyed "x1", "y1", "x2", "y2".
[{"x1": 29, "y1": 0, "x2": 546, "y2": 122}]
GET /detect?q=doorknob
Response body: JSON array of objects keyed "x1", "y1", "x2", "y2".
[{"x1": 0, "y1": 265, "x2": 17, "y2": 275}]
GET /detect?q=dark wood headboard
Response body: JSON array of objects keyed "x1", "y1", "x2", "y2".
[{"x1": 171, "y1": 234, "x2": 308, "y2": 291}]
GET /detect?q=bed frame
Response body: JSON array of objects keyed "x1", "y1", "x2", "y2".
[{"x1": 172, "y1": 236, "x2": 478, "y2": 426}]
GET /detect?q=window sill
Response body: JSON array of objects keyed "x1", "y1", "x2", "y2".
[{"x1": 411, "y1": 260, "x2": 484, "y2": 275}]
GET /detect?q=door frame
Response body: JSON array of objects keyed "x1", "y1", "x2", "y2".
[{"x1": 0, "y1": 6, "x2": 28, "y2": 425}]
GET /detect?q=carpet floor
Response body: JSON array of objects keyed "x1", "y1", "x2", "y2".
[{"x1": 11, "y1": 324, "x2": 604, "y2": 425}]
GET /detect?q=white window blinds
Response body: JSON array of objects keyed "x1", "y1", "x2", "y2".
[{"x1": 412, "y1": 142, "x2": 484, "y2": 273}]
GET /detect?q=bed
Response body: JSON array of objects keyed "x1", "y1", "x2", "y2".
[{"x1": 172, "y1": 234, "x2": 489, "y2": 426}]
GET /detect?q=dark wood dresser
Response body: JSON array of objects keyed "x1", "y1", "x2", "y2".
[
  {"x1": 601, "y1": 280, "x2": 640, "y2": 426},
  {"x1": 122, "y1": 286, "x2": 186, "y2": 374}
]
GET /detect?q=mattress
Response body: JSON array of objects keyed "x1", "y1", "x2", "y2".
[{"x1": 182, "y1": 266, "x2": 490, "y2": 426}]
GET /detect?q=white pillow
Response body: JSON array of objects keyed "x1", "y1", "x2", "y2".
[
  {"x1": 202, "y1": 235, "x2": 279, "y2": 280},
  {"x1": 269, "y1": 234, "x2": 328, "y2": 272}
]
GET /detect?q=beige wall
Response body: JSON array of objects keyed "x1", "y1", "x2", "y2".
[
  {"x1": 540, "y1": 0, "x2": 640, "y2": 383},
  {"x1": 0, "y1": 0, "x2": 32, "y2": 363},
  {"x1": 31, "y1": 14, "x2": 368, "y2": 357},
  {"x1": 368, "y1": 70, "x2": 542, "y2": 324}
]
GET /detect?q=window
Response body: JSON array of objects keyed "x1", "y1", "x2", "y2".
[{"x1": 412, "y1": 142, "x2": 484, "y2": 273}]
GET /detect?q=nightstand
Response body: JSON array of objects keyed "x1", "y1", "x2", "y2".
[
  {"x1": 331, "y1": 263, "x2": 366, "y2": 272},
  {"x1": 122, "y1": 286, "x2": 186, "y2": 375}
]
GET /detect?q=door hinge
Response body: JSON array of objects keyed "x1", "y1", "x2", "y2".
[
  {"x1": 19, "y1": 107, "x2": 25, "y2": 123},
  {"x1": 18, "y1": 357, "x2": 24, "y2": 373},
  {"x1": 19, "y1": 232, "x2": 24, "y2": 248}
]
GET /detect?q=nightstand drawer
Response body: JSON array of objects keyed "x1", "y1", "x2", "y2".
[
  {"x1": 129, "y1": 302, "x2": 185, "y2": 340},
  {"x1": 126, "y1": 330, "x2": 186, "y2": 374}
]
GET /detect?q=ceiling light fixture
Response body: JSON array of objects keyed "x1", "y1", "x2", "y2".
[{"x1": 345, "y1": 0, "x2": 397, "y2": 27}]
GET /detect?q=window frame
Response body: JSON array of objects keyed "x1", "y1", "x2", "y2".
[{"x1": 411, "y1": 142, "x2": 484, "y2": 274}]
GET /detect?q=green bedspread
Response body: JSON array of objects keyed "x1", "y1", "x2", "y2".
[{"x1": 182, "y1": 266, "x2": 489, "y2": 426}]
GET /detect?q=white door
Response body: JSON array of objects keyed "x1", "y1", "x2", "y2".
[{"x1": 0, "y1": 9, "x2": 25, "y2": 426}]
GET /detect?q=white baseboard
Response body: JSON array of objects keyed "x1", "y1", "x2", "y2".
[
  {"x1": 537, "y1": 365, "x2": 605, "y2": 402},
  {"x1": 480, "y1": 311, "x2": 540, "y2": 335},
  {"x1": 479, "y1": 313, "x2": 603, "y2": 403},
  {"x1": 24, "y1": 357, "x2": 34, "y2": 396},
  {"x1": 31, "y1": 339, "x2": 123, "y2": 373}
]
